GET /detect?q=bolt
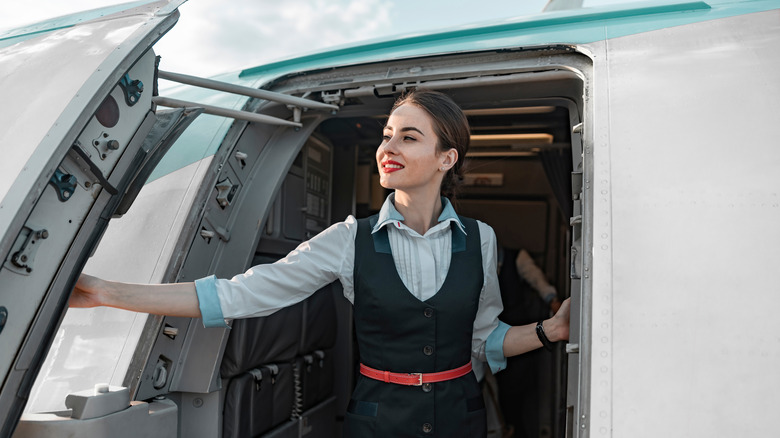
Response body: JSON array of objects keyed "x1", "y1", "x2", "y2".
[
  {"x1": 36, "y1": 230, "x2": 49, "y2": 239},
  {"x1": 20, "y1": 255, "x2": 28, "y2": 262},
  {"x1": 107, "y1": 140, "x2": 119, "y2": 150},
  {"x1": 192, "y1": 398, "x2": 204, "y2": 408}
]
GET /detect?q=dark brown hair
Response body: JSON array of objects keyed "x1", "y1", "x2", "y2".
[{"x1": 390, "y1": 89, "x2": 470, "y2": 199}]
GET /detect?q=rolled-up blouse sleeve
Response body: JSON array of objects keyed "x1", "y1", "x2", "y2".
[
  {"x1": 195, "y1": 216, "x2": 357, "y2": 328},
  {"x1": 472, "y1": 221, "x2": 509, "y2": 374}
]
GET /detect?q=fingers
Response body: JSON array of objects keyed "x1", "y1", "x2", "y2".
[
  {"x1": 551, "y1": 298, "x2": 571, "y2": 341},
  {"x1": 559, "y1": 297, "x2": 571, "y2": 314}
]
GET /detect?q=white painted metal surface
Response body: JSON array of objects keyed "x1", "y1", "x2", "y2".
[
  {"x1": 25, "y1": 156, "x2": 212, "y2": 413},
  {"x1": 585, "y1": 8, "x2": 780, "y2": 437},
  {"x1": 0, "y1": 0, "x2": 181, "y2": 254},
  {"x1": 4, "y1": 1, "x2": 780, "y2": 436}
]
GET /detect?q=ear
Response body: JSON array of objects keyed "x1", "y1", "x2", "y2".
[{"x1": 440, "y1": 148, "x2": 458, "y2": 171}]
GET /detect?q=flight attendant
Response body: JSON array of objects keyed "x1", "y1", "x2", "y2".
[{"x1": 72, "y1": 89, "x2": 570, "y2": 437}]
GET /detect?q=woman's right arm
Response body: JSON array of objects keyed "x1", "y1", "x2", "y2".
[
  {"x1": 70, "y1": 273, "x2": 201, "y2": 318},
  {"x1": 70, "y1": 216, "x2": 358, "y2": 321}
]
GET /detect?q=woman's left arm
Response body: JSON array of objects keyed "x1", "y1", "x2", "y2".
[{"x1": 503, "y1": 298, "x2": 571, "y2": 357}]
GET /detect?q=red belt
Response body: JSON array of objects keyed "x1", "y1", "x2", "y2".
[{"x1": 359, "y1": 362, "x2": 472, "y2": 386}]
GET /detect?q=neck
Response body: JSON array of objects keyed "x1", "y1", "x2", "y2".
[{"x1": 393, "y1": 187, "x2": 443, "y2": 235}]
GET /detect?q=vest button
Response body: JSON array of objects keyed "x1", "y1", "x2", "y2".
[
  {"x1": 423, "y1": 345, "x2": 433, "y2": 355},
  {"x1": 422, "y1": 383, "x2": 432, "y2": 392},
  {"x1": 422, "y1": 423, "x2": 433, "y2": 433},
  {"x1": 424, "y1": 308, "x2": 433, "y2": 318}
]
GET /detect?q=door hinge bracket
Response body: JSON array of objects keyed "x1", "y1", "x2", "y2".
[
  {"x1": 118, "y1": 73, "x2": 144, "y2": 107},
  {"x1": 48, "y1": 168, "x2": 78, "y2": 202}
]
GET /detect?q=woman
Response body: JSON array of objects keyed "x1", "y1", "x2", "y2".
[{"x1": 72, "y1": 89, "x2": 570, "y2": 437}]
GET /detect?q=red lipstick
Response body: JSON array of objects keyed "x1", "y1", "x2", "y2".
[{"x1": 381, "y1": 160, "x2": 404, "y2": 173}]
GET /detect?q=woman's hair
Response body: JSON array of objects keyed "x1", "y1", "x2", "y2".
[{"x1": 390, "y1": 89, "x2": 470, "y2": 198}]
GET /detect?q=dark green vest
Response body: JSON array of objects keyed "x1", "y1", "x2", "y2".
[{"x1": 344, "y1": 215, "x2": 487, "y2": 437}]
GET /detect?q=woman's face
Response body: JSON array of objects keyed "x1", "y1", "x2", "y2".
[{"x1": 376, "y1": 103, "x2": 454, "y2": 195}]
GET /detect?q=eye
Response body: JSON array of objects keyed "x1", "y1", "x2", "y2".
[
  {"x1": 404, "y1": 136, "x2": 416, "y2": 141},
  {"x1": 382, "y1": 134, "x2": 391, "y2": 141}
]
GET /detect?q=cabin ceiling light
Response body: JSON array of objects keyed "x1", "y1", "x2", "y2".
[
  {"x1": 462, "y1": 106, "x2": 556, "y2": 116},
  {"x1": 469, "y1": 133, "x2": 553, "y2": 146}
]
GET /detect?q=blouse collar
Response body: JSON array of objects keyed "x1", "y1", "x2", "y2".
[{"x1": 372, "y1": 192, "x2": 466, "y2": 236}]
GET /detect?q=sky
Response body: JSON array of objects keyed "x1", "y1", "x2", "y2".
[{"x1": 0, "y1": 0, "x2": 628, "y2": 78}]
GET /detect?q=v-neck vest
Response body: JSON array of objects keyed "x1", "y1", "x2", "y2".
[{"x1": 344, "y1": 214, "x2": 487, "y2": 437}]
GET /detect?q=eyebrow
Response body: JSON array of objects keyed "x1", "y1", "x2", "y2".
[{"x1": 383, "y1": 126, "x2": 426, "y2": 136}]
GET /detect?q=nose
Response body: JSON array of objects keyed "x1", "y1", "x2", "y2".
[{"x1": 380, "y1": 136, "x2": 398, "y2": 155}]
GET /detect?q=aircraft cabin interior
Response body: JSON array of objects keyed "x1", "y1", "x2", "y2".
[{"x1": 16, "y1": 48, "x2": 587, "y2": 438}]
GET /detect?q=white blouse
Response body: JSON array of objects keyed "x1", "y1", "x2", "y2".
[{"x1": 195, "y1": 194, "x2": 509, "y2": 373}]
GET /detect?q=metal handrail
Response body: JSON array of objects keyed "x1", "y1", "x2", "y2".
[
  {"x1": 158, "y1": 70, "x2": 339, "y2": 111},
  {"x1": 152, "y1": 96, "x2": 302, "y2": 128}
]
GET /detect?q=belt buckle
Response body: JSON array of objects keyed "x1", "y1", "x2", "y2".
[{"x1": 410, "y1": 373, "x2": 423, "y2": 386}]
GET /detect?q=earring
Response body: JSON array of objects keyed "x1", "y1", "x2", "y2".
[{"x1": 440, "y1": 167, "x2": 446, "y2": 171}]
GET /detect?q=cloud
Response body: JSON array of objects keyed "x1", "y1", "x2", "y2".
[
  {"x1": 156, "y1": 0, "x2": 394, "y2": 77},
  {"x1": 2, "y1": 0, "x2": 558, "y2": 80}
]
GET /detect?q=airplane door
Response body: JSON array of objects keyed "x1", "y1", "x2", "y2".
[{"x1": 0, "y1": 2, "x2": 186, "y2": 435}]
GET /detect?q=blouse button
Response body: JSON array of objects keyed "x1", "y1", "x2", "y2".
[
  {"x1": 422, "y1": 423, "x2": 433, "y2": 433},
  {"x1": 423, "y1": 345, "x2": 434, "y2": 356},
  {"x1": 424, "y1": 308, "x2": 433, "y2": 318},
  {"x1": 422, "y1": 383, "x2": 432, "y2": 392}
]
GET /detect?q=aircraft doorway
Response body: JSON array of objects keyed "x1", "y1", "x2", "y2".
[{"x1": 313, "y1": 66, "x2": 586, "y2": 435}]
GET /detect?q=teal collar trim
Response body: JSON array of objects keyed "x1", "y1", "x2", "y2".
[
  {"x1": 371, "y1": 193, "x2": 466, "y2": 235},
  {"x1": 438, "y1": 196, "x2": 466, "y2": 235}
]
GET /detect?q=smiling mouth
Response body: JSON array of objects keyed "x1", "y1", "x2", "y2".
[{"x1": 382, "y1": 161, "x2": 404, "y2": 173}]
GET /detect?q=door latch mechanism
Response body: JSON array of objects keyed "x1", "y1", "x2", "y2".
[{"x1": 215, "y1": 177, "x2": 238, "y2": 208}]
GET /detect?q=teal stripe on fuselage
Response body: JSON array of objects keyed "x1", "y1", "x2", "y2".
[
  {"x1": 240, "y1": 0, "x2": 778, "y2": 78},
  {"x1": 240, "y1": 0, "x2": 711, "y2": 76},
  {"x1": 149, "y1": 0, "x2": 780, "y2": 183}
]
